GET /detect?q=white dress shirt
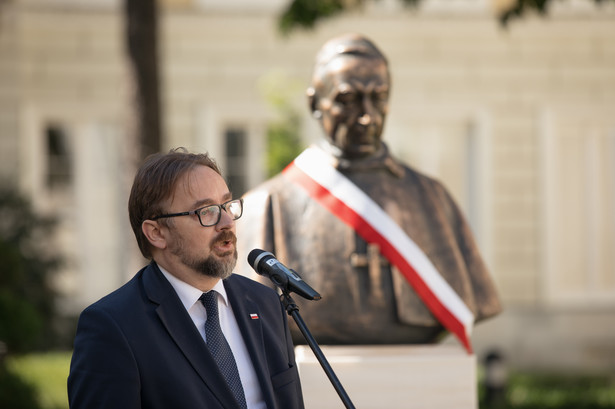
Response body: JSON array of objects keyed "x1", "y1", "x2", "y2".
[{"x1": 159, "y1": 267, "x2": 266, "y2": 409}]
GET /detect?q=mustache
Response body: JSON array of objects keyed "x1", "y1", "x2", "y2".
[{"x1": 212, "y1": 230, "x2": 237, "y2": 247}]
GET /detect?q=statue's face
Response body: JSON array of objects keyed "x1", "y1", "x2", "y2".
[{"x1": 312, "y1": 55, "x2": 390, "y2": 159}]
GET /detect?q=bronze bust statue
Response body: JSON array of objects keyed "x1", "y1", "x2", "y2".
[{"x1": 237, "y1": 33, "x2": 501, "y2": 347}]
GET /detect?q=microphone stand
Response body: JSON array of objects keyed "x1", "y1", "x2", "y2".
[{"x1": 280, "y1": 290, "x2": 356, "y2": 409}]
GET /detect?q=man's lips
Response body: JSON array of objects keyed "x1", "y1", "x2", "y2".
[
  {"x1": 212, "y1": 232, "x2": 237, "y2": 254},
  {"x1": 214, "y1": 240, "x2": 234, "y2": 252}
]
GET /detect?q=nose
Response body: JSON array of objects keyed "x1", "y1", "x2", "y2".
[
  {"x1": 358, "y1": 113, "x2": 371, "y2": 126},
  {"x1": 358, "y1": 95, "x2": 375, "y2": 126},
  {"x1": 215, "y1": 207, "x2": 235, "y2": 231}
]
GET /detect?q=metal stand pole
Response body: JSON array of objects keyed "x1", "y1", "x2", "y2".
[{"x1": 280, "y1": 291, "x2": 356, "y2": 409}]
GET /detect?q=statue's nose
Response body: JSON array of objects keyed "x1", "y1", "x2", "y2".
[
  {"x1": 358, "y1": 96, "x2": 376, "y2": 126},
  {"x1": 358, "y1": 113, "x2": 372, "y2": 126}
]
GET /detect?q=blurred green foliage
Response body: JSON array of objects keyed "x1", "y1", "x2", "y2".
[
  {"x1": 266, "y1": 110, "x2": 304, "y2": 177},
  {"x1": 278, "y1": 0, "x2": 615, "y2": 33},
  {"x1": 479, "y1": 371, "x2": 615, "y2": 409},
  {"x1": 259, "y1": 72, "x2": 305, "y2": 177},
  {"x1": 278, "y1": 0, "x2": 346, "y2": 34},
  {"x1": 4, "y1": 352, "x2": 70, "y2": 409},
  {"x1": 0, "y1": 186, "x2": 62, "y2": 353},
  {"x1": 278, "y1": 0, "x2": 422, "y2": 34},
  {"x1": 0, "y1": 363, "x2": 42, "y2": 409}
]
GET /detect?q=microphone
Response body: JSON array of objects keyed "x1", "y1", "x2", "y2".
[{"x1": 247, "y1": 249, "x2": 321, "y2": 301}]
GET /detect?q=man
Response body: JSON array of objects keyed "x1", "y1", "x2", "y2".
[
  {"x1": 237, "y1": 33, "x2": 501, "y2": 350},
  {"x1": 68, "y1": 149, "x2": 304, "y2": 409}
]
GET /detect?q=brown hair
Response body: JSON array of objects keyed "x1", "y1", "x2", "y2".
[{"x1": 128, "y1": 147, "x2": 221, "y2": 259}]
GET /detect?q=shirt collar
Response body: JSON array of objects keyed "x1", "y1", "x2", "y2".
[{"x1": 158, "y1": 265, "x2": 229, "y2": 311}]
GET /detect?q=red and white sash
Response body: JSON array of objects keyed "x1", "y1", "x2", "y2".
[{"x1": 283, "y1": 146, "x2": 475, "y2": 354}]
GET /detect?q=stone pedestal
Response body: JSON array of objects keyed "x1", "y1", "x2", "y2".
[{"x1": 295, "y1": 344, "x2": 477, "y2": 409}]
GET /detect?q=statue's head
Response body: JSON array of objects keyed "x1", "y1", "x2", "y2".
[{"x1": 308, "y1": 33, "x2": 390, "y2": 159}]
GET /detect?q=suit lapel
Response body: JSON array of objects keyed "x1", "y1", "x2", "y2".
[
  {"x1": 225, "y1": 276, "x2": 277, "y2": 408},
  {"x1": 142, "y1": 263, "x2": 241, "y2": 409}
]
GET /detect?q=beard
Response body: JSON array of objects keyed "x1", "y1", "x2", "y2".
[{"x1": 170, "y1": 230, "x2": 238, "y2": 280}]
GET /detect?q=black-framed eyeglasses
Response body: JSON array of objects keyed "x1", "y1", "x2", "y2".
[{"x1": 151, "y1": 198, "x2": 243, "y2": 227}]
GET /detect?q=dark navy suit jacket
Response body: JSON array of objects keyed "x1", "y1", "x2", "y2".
[{"x1": 68, "y1": 262, "x2": 304, "y2": 409}]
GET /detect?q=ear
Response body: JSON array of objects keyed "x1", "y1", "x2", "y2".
[
  {"x1": 307, "y1": 87, "x2": 319, "y2": 117},
  {"x1": 142, "y1": 220, "x2": 168, "y2": 251}
]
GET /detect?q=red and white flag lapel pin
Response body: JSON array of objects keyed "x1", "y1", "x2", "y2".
[{"x1": 249, "y1": 313, "x2": 259, "y2": 320}]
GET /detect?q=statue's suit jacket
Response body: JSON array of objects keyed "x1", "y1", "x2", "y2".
[{"x1": 68, "y1": 262, "x2": 304, "y2": 409}]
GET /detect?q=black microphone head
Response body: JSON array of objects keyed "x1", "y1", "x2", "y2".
[
  {"x1": 247, "y1": 249, "x2": 273, "y2": 271},
  {"x1": 247, "y1": 249, "x2": 264, "y2": 266},
  {"x1": 246, "y1": 248, "x2": 321, "y2": 301}
]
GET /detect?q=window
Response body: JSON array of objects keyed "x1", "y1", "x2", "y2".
[
  {"x1": 46, "y1": 125, "x2": 72, "y2": 189},
  {"x1": 225, "y1": 127, "x2": 247, "y2": 197},
  {"x1": 541, "y1": 109, "x2": 615, "y2": 306}
]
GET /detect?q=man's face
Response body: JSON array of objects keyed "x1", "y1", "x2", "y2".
[
  {"x1": 163, "y1": 165, "x2": 238, "y2": 279},
  {"x1": 312, "y1": 55, "x2": 390, "y2": 159}
]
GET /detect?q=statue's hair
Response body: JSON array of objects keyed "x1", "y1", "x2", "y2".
[{"x1": 312, "y1": 33, "x2": 388, "y2": 81}]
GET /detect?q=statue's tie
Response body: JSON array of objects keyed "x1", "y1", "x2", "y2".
[{"x1": 200, "y1": 291, "x2": 247, "y2": 409}]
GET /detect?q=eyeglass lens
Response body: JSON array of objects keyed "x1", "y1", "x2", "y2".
[{"x1": 198, "y1": 200, "x2": 242, "y2": 226}]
